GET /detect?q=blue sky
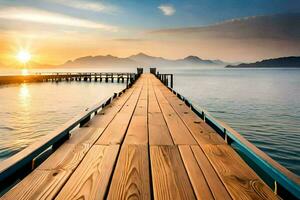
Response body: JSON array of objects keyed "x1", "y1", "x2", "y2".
[{"x1": 0, "y1": 0, "x2": 299, "y2": 64}]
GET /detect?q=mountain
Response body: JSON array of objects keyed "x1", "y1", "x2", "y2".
[
  {"x1": 63, "y1": 55, "x2": 139, "y2": 68},
  {"x1": 226, "y1": 56, "x2": 300, "y2": 68},
  {"x1": 61, "y1": 53, "x2": 226, "y2": 68}
]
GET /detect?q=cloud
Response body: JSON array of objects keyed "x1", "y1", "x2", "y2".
[
  {"x1": 149, "y1": 13, "x2": 300, "y2": 40},
  {"x1": 0, "y1": 7, "x2": 117, "y2": 31},
  {"x1": 50, "y1": 0, "x2": 119, "y2": 13},
  {"x1": 146, "y1": 13, "x2": 300, "y2": 62},
  {"x1": 158, "y1": 4, "x2": 175, "y2": 16}
]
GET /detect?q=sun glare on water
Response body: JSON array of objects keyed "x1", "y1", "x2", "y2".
[{"x1": 17, "y1": 50, "x2": 31, "y2": 64}]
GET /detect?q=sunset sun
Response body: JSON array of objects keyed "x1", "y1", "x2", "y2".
[{"x1": 16, "y1": 50, "x2": 31, "y2": 64}]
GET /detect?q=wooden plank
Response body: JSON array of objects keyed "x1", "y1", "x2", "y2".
[
  {"x1": 153, "y1": 85, "x2": 197, "y2": 145},
  {"x1": 150, "y1": 146, "x2": 196, "y2": 199},
  {"x1": 158, "y1": 86, "x2": 225, "y2": 145},
  {"x1": 86, "y1": 86, "x2": 135, "y2": 128},
  {"x1": 178, "y1": 145, "x2": 214, "y2": 200},
  {"x1": 123, "y1": 116, "x2": 148, "y2": 145},
  {"x1": 123, "y1": 78, "x2": 148, "y2": 145},
  {"x1": 191, "y1": 145, "x2": 232, "y2": 200},
  {"x1": 202, "y1": 144, "x2": 278, "y2": 200},
  {"x1": 148, "y1": 80, "x2": 174, "y2": 146},
  {"x1": 66, "y1": 127, "x2": 104, "y2": 145},
  {"x1": 107, "y1": 145, "x2": 150, "y2": 199},
  {"x1": 96, "y1": 82, "x2": 143, "y2": 145},
  {"x1": 1, "y1": 169, "x2": 69, "y2": 200},
  {"x1": 37, "y1": 143, "x2": 90, "y2": 171},
  {"x1": 55, "y1": 145, "x2": 119, "y2": 200}
]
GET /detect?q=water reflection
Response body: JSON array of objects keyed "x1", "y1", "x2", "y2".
[{"x1": 19, "y1": 84, "x2": 30, "y2": 109}]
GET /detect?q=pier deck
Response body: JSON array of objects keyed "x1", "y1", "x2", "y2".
[{"x1": 1, "y1": 74, "x2": 281, "y2": 199}]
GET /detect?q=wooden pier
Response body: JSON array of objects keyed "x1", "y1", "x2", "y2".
[
  {"x1": 0, "y1": 72, "x2": 137, "y2": 86},
  {"x1": 0, "y1": 72, "x2": 299, "y2": 199}
]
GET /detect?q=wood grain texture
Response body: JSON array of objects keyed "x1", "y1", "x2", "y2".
[
  {"x1": 1, "y1": 169, "x2": 69, "y2": 200},
  {"x1": 97, "y1": 82, "x2": 143, "y2": 145},
  {"x1": 150, "y1": 146, "x2": 196, "y2": 200},
  {"x1": 153, "y1": 87, "x2": 197, "y2": 145},
  {"x1": 107, "y1": 145, "x2": 151, "y2": 200},
  {"x1": 123, "y1": 116, "x2": 148, "y2": 145},
  {"x1": 159, "y1": 88, "x2": 225, "y2": 145},
  {"x1": 124, "y1": 79, "x2": 148, "y2": 145},
  {"x1": 202, "y1": 144, "x2": 278, "y2": 200},
  {"x1": 66, "y1": 127, "x2": 104, "y2": 145},
  {"x1": 55, "y1": 145, "x2": 119, "y2": 200},
  {"x1": 38, "y1": 143, "x2": 90, "y2": 171},
  {"x1": 85, "y1": 86, "x2": 135, "y2": 128},
  {"x1": 178, "y1": 145, "x2": 214, "y2": 200},
  {"x1": 148, "y1": 80, "x2": 173, "y2": 146},
  {"x1": 191, "y1": 145, "x2": 232, "y2": 200}
]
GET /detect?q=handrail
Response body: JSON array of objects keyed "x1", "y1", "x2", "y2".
[{"x1": 169, "y1": 87, "x2": 300, "y2": 199}]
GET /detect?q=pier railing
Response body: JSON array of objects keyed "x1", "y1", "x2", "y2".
[
  {"x1": 155, "y1": 72, "x2": 173, "y2": 88},
  {"x1": 0, "y1": 72, "x2": 137, "y2": 87},
  {"x1": 0, "y1": 75, "x2": 139, "y2": 191},
  {"x1": 168, "y1": 87, "x2": 300, "y2": 199}
]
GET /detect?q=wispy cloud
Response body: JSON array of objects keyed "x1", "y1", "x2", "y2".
[
  {"x1": 50, "y1": 0, "x2": 119, "y2": 13},
  {"x1": 158, "y1": 4, "x2": 175, "y2": 16},
  {"x1": 0, "y1": 7, "x2": 117, "y2": 31}
]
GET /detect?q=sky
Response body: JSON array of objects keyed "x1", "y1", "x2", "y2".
[{"x1": 0, "y1": 0, "x2": 300, "y2": 66}]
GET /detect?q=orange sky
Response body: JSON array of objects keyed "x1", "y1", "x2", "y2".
[{"x1": 0, "y1": 1, "x2": 299, "y2": 67}]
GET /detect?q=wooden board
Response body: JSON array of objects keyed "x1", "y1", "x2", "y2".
[
  {"x1": 178, "y1": 145, "x2": 214, "y2": 200},
  {"x1": 123, "y1": 116, "x2": 148, "y2": 145},
  {"x1": 107, "y1": 145, "x2": 150, "y2": 199},
  {"x1": 153, "y1": 86, "x2": 197, "y2": 145},
  {"x1": 157, "y1": 84, "x2": 225, "y2": 145},
  {"x1": 37, "y1": 143, "x2": 90, "y2": 171},
  {"x1": 148, "y1": 80, "x2": 174, "y2": 146},
  {"x1": 202, "y1": 144, "x2": 278, "y2": 200},
  {"x1": 1, "y1": 169, "x2": 70, "y2": 200},
  {"x1": 97, "y1": 83, "x2": 143, "y2": 145},
  {"x1": 191, "y1": 145, "x2": 232, "y2": 200},
  {"x1": 55, "y1": 145, "x2": 119, "y2": 200},
  {"x1": 86, "y1": 86, "x2": 135, "y2": 128},
  {"x1": 150, "y1": 146, "x2": 196, "y2": 199},
  {"x1": 66, "y1": 127, "x2": 104, "y2": 146},
  {"x1": 123, "y1": 79, "x2": 148, "y2": 145}
]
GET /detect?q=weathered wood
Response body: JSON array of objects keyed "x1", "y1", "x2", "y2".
[
  {"x1": 178, "y1": 145, "x2": 214, "y2": 200},
  {"x1": 107, "y1": 145, "x2": 151, "y2": 199},
  {"x1": 55, "y1": 145, "x2": 119, "y2": 200},
  {"x1": 153, "y1": 86, "x2": 197, "y2": 145},
  {"x1": 150, "y1": 146, "x2": 196, "y2": 199},
  {"x1": 202, "y1": 144, "x2": 278, "y2": 200}
]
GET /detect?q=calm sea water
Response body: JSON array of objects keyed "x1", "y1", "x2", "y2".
[
  {"x1": 0, "y1": 67, "x2": 299, "y2": 176},
  {"x1": 0, "y1": 81, "x2": 125, "y2": 160}
]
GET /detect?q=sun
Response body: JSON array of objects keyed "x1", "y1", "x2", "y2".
[{"x1": 17, "y1": 50, "x2": 31, "y2": 64}]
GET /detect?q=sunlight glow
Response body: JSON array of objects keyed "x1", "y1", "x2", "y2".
[
  {"x1": 17, "y1": 50, "x2": 31, "y2": 64},
  {"x1": 21, "y1": 69, "x2": 29, "y2": 76}
]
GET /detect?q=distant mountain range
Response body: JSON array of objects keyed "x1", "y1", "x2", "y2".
[
  {"x1": 226, "y1": 56, "x2": 300, "y2": 68},
  {"x1": 62, "y1": 53, "x2": 228, "y2": 68}
]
